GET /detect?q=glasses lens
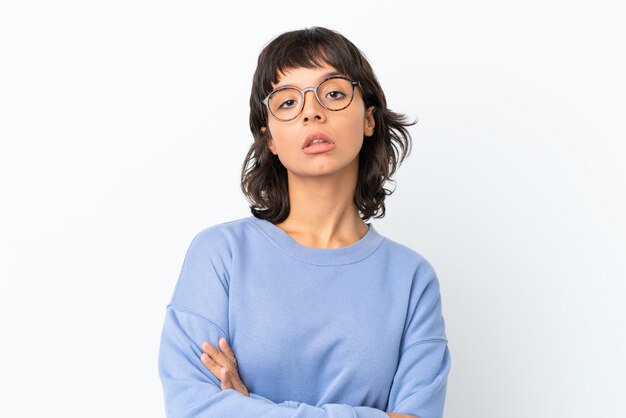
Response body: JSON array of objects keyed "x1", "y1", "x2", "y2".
[
  {"x1": 268, "y1": 88, "x2": 302, "y2": 121},
  {"x1": 318, "y1": 78, "x2": 354, "y2": 110}
]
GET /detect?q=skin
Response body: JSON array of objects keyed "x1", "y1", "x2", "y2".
[
  {"x1": 200, "y1": 338, "x2": 416, "y2": 418},
  {"x1": 200, "y1": 64, "x2": 417, "y2": 418},
  {"x1": 264, "y1": 62, "x2": 376, "y2": 249}
]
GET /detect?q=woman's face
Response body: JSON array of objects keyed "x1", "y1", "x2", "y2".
[{"x1": 264, "y1": 63, "x2": 376, "y2": 180}]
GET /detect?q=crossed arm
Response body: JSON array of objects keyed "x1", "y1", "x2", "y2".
[
  {"x1": 161, "y1": 234, "x2": 449, "y2": 417},
  {"x1": 200, "y1": 337, "x2": 418, "y2": 418}
]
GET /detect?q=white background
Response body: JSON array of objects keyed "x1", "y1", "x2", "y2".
[{"x1": 1, "y1": 1, "x2": 624, "y2": 417}]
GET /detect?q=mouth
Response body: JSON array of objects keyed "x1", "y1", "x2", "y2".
[{"x1": 303, "y1": 132, "x2": 335, "y2": 149}]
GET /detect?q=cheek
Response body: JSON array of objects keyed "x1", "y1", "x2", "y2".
[
  {"x1": 340, "y1": 114, "x2": 367, "y2": 141},
  {"x1": 340, "y1": 102, "x2": 368, "y2": 136},
  {"x1": 266, "y1": 122, "x2": 284, "y2": 150}
]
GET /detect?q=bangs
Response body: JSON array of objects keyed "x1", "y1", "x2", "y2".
[
  {"x1": 260, "y1": 28, "x2": 357, "y2": 92},
  {"x1": 272, "y1": 47, "x2": 337, "y2": 82},
  {"x1": 245, "y1": 26, "x2": 415, "y2": 224}
]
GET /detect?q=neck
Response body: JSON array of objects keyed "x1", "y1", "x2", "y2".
[{"x1": 274, "y1": 165, "x2": 368, "y2": 249}]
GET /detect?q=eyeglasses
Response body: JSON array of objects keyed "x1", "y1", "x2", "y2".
[{"x1": 261, "y1": 76, "x2": 359, "y2": 122}]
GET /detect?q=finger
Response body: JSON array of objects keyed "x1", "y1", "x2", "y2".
[
  {"x1": 221, "y1": 368, "x2": 249, "y2": 397},
  {"x1": 218, "y1": 337, "x2": 237, "y2": 365},
  {"x1": 232, "y1": 378, "x2": 249, "y2": 396},
  {"x1": 220, "y1": 367, "x2": 232, "y2": 390},
  {"x1": 201, "y1": 341, "x2": 230, "y2": 367},
  {"x1": 221, "y1": 369, "x2": 248, "y2": 397},
  {"x1": 221, "y1": 365, "x2": 248, "y2": 396},
  {"x1": 200, "y1": 352, "x2": 223, "y2": 378}
]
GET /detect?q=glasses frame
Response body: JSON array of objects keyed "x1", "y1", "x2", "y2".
[{"x1": 261, "y1": 76, "x2": 360, "y2": 122}]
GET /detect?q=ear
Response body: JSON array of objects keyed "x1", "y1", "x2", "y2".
[
  {"x1": 363, "y1": 106, "x2": 376, "y2": 137},
  {"x1": 262, "y1": 127, "x2": 276, "y2": 154}
]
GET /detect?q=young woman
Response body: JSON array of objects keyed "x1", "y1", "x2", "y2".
[{"x1": 158, "y1": 27, "x2": 451, "y2": 418}]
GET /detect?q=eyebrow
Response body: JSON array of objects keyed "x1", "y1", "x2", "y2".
[{"x1": 274, "y1": 71, "x2": 345, "y2": 89}]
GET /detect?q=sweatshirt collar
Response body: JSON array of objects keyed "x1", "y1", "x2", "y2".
[{"x1": 247, "y1": 215, "x2": 385, "y2": 265}]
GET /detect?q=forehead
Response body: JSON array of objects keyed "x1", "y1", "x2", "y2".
[{"x1": 273, "y1": 63, "x2": 340, "y2": 88}]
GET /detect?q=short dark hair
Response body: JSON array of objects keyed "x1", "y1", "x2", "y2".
[{"x1": 241, "y1": 26, "x2": 415, "y2": 223}]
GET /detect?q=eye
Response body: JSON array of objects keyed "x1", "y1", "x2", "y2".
[
  {"x1": 269, "y1": 88, "x2": 300, "y2": 112},
  {"x1": 326, "y1": 90, "x2": 346, "y2": 100},
  {"x1": 279, "y1": 99, "x2": 297, "y2": 109}
]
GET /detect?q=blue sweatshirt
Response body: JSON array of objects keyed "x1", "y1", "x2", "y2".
[{"x1": 158, "y1": 215, "x2": 451, "y2": 418}]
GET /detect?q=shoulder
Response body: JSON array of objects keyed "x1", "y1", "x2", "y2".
[
  {"x1": 376, "y1": 232, "x2": 441, "y2": 296},
  {"x1": 187, "y1": 216, "x2": 254, "y2": 249},
  {"x1": 173, "y1": 217, "x2": 253, "y2": 295},
  {"x1": 379, "y1": 233, "x2": 436, "y2": 273},
  {"x1": 177, "y1": 217, "x2": 258, "y2": 270}
]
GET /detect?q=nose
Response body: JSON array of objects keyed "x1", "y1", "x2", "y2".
[{"x1": 301, "y1": 89, "x2": 325, "y2": 123}]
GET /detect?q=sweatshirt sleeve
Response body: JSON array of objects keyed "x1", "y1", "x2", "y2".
[
  {"x1": 384, "y1": 258, "x2": 452, "y2": 418},
  {"x1": 157, "y1": 230, "x2": 390, "y2": 418}
]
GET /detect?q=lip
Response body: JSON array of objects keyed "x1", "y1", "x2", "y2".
[{"x1": 302, "y1": 131, "x2": 335, "y2": 149}]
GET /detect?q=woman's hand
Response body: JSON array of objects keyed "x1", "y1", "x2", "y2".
[
  {"x1": 199, "y1": 339, "x2": 416, "y2": 416},
  {"x1": 200, "y1": 337, "x2": 250, "y2": 397}
]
